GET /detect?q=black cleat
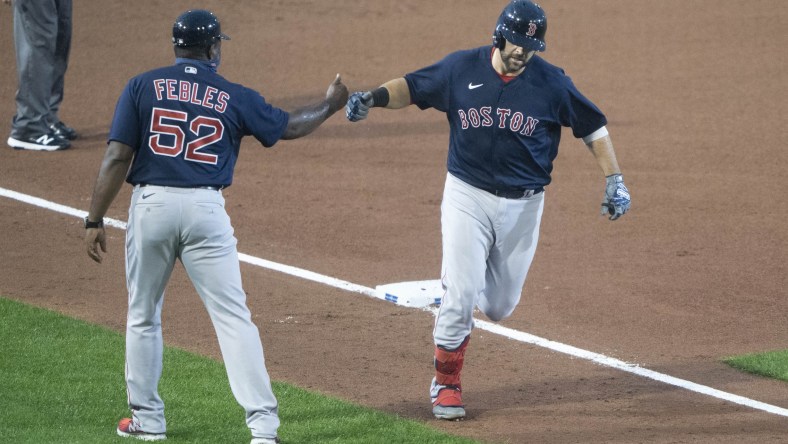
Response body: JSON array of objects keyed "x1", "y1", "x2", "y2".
[{"x1": 50, "y1": 121, "x2": 78, "y2": 140}]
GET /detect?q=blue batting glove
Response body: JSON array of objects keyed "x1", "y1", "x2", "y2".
[
  {"x1": 345, "y1": 91, "x2": 373, "y2": 122},
  {"x1": 601, "y1": 174, "x2": 631, "y2": 220}
]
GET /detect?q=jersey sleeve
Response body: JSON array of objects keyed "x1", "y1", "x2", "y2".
[
  {"x1": 242, "y1": 88, "x2": 289, "y2": 148},
  {"x1": 108, "y1": 80, "x2": 142, "y2": 149},
  {"x1": 404, "y1": 53, "x2": 455, "y2": 112},
  {"x1": 557, "y1": 74, "x2": 608, "y2": 139}
]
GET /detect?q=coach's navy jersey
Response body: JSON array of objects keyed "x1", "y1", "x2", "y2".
[
  {"x1": 405, "y1": 46, "x2": 606, "y2": 192},
  {"x1": 109, "y1": 59, "x2": 289, "y2": 188}
]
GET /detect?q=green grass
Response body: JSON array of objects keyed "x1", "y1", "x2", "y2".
[
  {"x1": 0, "y1": 297, "x2": 479, "y2": 444},
  {"x1": 724, "y1": 350, "x2": 788, "y2": 382}
]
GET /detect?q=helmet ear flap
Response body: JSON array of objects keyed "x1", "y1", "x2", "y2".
[{"x1": 492, "y1": 27, "x2": 506, "y2": 50}]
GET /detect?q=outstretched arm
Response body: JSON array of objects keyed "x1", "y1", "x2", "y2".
[
  {"x1": 282, "y1": 74, "x2": 349, "y2": 140},
  {"x1": 376, "y1": 78, "x2": 411, "y2": 109},
  {"x1": 345, "y1": 77, "x2": 411, "y2": 121}
]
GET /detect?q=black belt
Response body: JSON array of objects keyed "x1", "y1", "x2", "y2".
[
  {"x1": 136, "y1": 184, "x2": 223, "y2": 191},
  {"x1": 483, "y1": 187, "x2": 544, "y2": 199}
]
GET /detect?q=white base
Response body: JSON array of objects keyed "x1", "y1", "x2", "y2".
[{"x1": 375, "y1": 279, "x2": 443, "y2": 308}]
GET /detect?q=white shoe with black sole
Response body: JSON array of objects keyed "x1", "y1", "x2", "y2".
[{"x1": 7, "y1": 132, "x2": 70, "y2": 151}]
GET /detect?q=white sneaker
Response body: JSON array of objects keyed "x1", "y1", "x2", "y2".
[{"x1": 8, "y1": 131, "x2": 70, "y2": 151}]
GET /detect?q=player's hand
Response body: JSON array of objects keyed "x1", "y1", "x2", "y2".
[
  {"x1": 86, "y1": 227, "x2": 107, "y2": 263},
  {"x1": 601, "y1": 174, "x2": 630, "y2": 220},
  {"x1": 326, "y1": 74, "x2": 349, "y2": 114},
  {"x1": 346, "y1": 91, "x2": 374, "y2": 122}
]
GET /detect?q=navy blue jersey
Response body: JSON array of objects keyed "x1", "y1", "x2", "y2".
[
  {"x1": 109, "y1": 59, "x2": 289, "y2": 188},
  {"x1": 405, "y1": 46, "x2": 606, "y2": 191}
]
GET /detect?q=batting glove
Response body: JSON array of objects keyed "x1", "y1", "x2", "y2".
[
  {"x1": 601, "y1": 174, "x2": 631, "y2": 220},
  {"x1": 345, "y1": 91, "x2": 374, "y2": 122}
]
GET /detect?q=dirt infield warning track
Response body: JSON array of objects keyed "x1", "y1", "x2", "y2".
[{"x1": 1, "y1": 1, "x2": 786, "y2": 443}]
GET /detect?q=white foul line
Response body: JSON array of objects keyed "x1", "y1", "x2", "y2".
[
  {"x1": 2, "y1": 186, "x2": 787, "y2": 418},
  {"x1": 472, "y1": 318, "x2": 788, "y2": 417},
  {"x1": 238, "y1": 253, "x2": 380, "y2": 298}
]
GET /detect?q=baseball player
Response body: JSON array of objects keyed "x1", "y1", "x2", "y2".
[
  {"x1": 346, "y1": 0, "x2": 630, "y2": 420},
  {"x1": 84, "y1": 10, "x2": 347, "y2": 443}
]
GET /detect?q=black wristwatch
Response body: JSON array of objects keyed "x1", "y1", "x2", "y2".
[{"x1": 84, "y1": 216, "x2": 104, "y2": 229}]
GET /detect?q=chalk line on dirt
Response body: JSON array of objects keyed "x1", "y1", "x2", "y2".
[{"x1": 2, "y1": 186, "x2": 786, "y2": 418}]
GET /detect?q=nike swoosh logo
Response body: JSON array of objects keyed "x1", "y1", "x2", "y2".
[
  {"x1": 468, "y1": 82, "x2": 484, "y2": 90},
  {"x1": 142, "y1": 193, "x2": 155, "y2": 199}
]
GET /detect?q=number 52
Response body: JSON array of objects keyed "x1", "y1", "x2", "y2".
[{"x1": 148, "y1": 107, "x2": 225, "y2": 165}]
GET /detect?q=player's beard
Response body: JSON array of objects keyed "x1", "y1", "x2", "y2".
[{"x1": 500, "y1": 50, "x2": 534, "y2": 75}]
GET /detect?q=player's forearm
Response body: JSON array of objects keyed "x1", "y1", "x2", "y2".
[
  {"x1": 282, "y1": 73, "x2": 348, "y2": 139},
  {"x1": 281, "y1": 101, "x2": 335, "y2": 140},
  {"x1": 586, "y1": 134, "x2": 621, "y2": 177},
  {"x1": 379, "y1": 78, "x2": 411, "y2": 109},
  {"x1": 88, "y1": 141, "x2": 134, "y2": 221}
]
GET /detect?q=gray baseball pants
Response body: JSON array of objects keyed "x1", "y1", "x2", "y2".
[
  {"x1": 124, "y1": 185, "x2": 280, "y2": 439},
  {"x1": 434, "y1": 173, "x2": 545, "y2": 350},
  {"x1": 11, "y1": 0, "x2": 72, "y2": 135}
]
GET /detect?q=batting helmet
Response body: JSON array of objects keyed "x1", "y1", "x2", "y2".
[
  {"x1": 172, "y1": 9, "x2": 230, "y2": 48},
  {"x1": 492, "y1": 0, "x2": 547, "y2": 52}
]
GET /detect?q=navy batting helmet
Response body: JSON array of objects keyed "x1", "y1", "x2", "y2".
[
  {"x1": 492, "y1": 0, "x2": 547, "y2": 52},
  {"x1": 172, "y1": 9, "x2": 230, "y2": 48}
]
